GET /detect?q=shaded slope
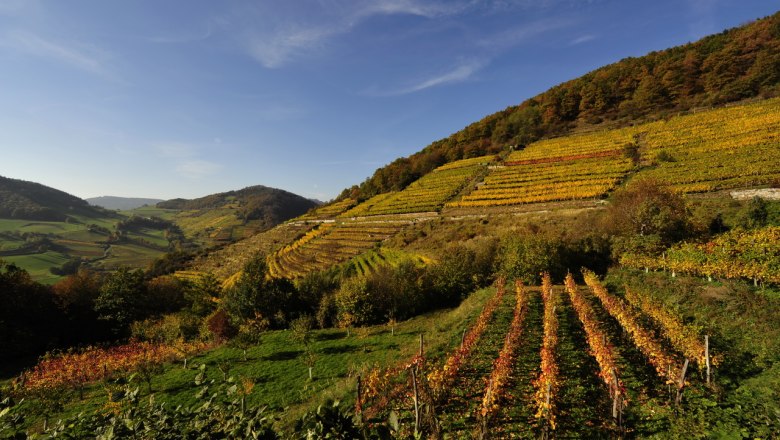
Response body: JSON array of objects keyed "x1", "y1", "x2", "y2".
[
  {"x1": 0, "y1": 175, "x2": 106, "y2": 221},
  {"x1": 158, "y1": 185, "x2": 318, "y2": 228}
]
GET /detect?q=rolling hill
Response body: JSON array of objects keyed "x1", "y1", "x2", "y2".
[
  {"x1": 157, "y1": 185, "x2": 320, "y2": 245},
  {"x1": 0, "y1": 175, "x2": 108, "y2": 221},
  {"x1": 0, "y1": 179, "x2": 319, "y2": 282}
]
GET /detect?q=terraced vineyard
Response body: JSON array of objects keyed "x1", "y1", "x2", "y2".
[
  {"x1": 186, "y1": 222, "x2": 315, "y2": 280},
  {"x1": 298, "y1": 198, "x2": 357, "y2": 220},
  {"x1": 345, "y1": 156, "x2": 493, "y2": 216},
  {"x1": 267, "y1": 220, "x2": 411, "y2": 278},
  {"x1": 338, "y1": 247, "x2": 429, "y2": 277},
  {"x1": 447, "y1": 98, "x2": 780, "y2": 209},
  {"x1": 448, "y1": 129, "x2": 636, "y2": 207},
  {"x1": 639, "y1": 98, "x2": 780, "y2": 193}
]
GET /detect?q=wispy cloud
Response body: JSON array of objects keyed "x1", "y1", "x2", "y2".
[
  {"x1": 175, "y1": 160, "x2": 223, "y2": 179},
  {"x1": 570, "y1": 34, "x2": 596, "y2": 45},
  {"x1": 237, "y1": 0, "x2": 474, "y2": 68},
  {"x1": 0, "y1": 31, "x2": 107, "y2": 75},
  {"x1": 366, "y1": 59, "x2": 485, "y2": 96},
  {"x1": 1, "y1": 30, "x2": 111, "y2": 77}
]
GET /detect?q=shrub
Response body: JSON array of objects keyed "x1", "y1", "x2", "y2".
[{"x1": 204, "y1": 309, "x2": 237, "y2": 342}]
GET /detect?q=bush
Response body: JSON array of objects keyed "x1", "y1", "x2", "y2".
[
  {"x1": 204, "y1": 309, "x2": 238, "y2": 342},
  {"x1": 131, "y1": 313, "x2": 200, "y2": 343},
  {"x1": 497, "y1": 234, "x2": 565, "y2": 284}
]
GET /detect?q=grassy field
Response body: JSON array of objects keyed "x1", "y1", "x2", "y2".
[
  {"x1": 0, "y1": 219, "x2": 83, "y2": 235},
  {"x1": 2, "y1": 251, "x2": 71, "y2": 284},
  {"x1": 123, "y1": 206, "x2": 179, "y2": 221},
  {"x1": 0, "y1": 210, "x2": 175, "y2": 282},
  {"x1": 9, "y1": 287, "x2": 495, "y2": 433}
]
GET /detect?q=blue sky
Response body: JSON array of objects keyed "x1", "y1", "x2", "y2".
[{"x1": 0, "y1": 0, "x2": 777, "y2": 201}]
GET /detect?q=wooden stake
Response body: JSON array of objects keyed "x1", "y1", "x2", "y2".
[
  {"x1": 611, "y1": 369, "x2": 620, "y2": 419},
  {"x1": 676, "y1": 359, "x2": 690, "y2": 406},
  {"x1": 705, "y1": 335, "x2": 711, "y2": 385},
  {"x1": 411, "y1": 367, "x2": 420, "y2": 436},
  {"x1": 461, "y1": 328, "x2": 466, "y2": 349},
  {"x1": 356, "y1": 375, "x2": 362, "y2": 423},
  {"x1": 419, "y1": 333, "x2": 424, "y2": 358}
]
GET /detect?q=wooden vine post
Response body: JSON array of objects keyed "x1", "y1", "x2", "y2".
[
  {"x1": 705, "y1": 335, "x2": 711, "y2": 385},
  {"x1": 356, "y1": 375, "x2": 363, "y2": 423},
  {"x1": 610, "y1": 369, "x2": 623, "y2": 430},
  {"x1": 411, "y1": 367, "x2": 420, "y2": 436},
  {"x1": 675, "y1": 359, "x2": 690, "y2": 406}
]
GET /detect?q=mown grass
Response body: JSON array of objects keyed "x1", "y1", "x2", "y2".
[
  {"x1": 0, "y1": 219, "x2": 83, "y2": 234},
  {"x1": 2, "y1": 251, "x2": 70, "y2": 284}
]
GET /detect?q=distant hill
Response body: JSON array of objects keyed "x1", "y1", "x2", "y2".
[
  {"x1": 157, "y1": 185, "x2": 319, "y2": 243},
  {"x1": 0, "y1": 175, "x2": 105, "y2": 221},
  {"x1": 344, "y1": 11, "x2": 780, "y2": 201},
  {"x1": 87, "y1": 196, "x2": 164, "y2": 210}
]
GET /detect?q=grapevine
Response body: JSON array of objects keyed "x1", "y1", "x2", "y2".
[
  {"x1": 623, "y1": 287, "x2": 717, "y2": 370},
  {"x1": 534, "y1": 272, "x2": 559, "y2": 431},
  {"x1": 583, "y1": 270, "x2": 679, "y2": 384},
  {"x1": 564, "y1": 274, "x2": 627, "y2": 410},
  {"x1": 478, "y1": 280, "x2": 528, "y2": 424},
  {"x1": 428, "y1": 278, "x2": 508, "y2": 402}
]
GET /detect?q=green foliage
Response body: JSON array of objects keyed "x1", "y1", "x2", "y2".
[
  {"x1": 185, "y1": 272, "x2": 221, "y2": 317},
  {"x1": 606, "y1": 179, "x2": 693, "y2": 250},
  {"x1": 131, "y1": 313, "x2": 200, "y2": 343},
  {"x1": 366, "y1": 260, "x2": 426, "y2": 321},
  {"x1": 289, "y1": 315, "x2": 314, "y2": 346},
  {"x1": 497, "y1": 234, "x2": 564, "y2": 284},
  {"x1": 94, "y1": 268, "x2": 148, "y2": 335},
  {"x1": 0, "y1": 260, "x2": 64, "y2": 362},
  {"x1": 423, "y1": 243, "x2": 493, "y2": 303},
  {"x1": 293, "y1": 400, "x2": 393, "y2": 439},
  {"x1": 738, "y1": 196, "x2": 770, "y2": 228},
  {"x1": 335, "y1": 276, "x2": 375, "y2": 328},
  {"x1": 222, "y1": 254, "x2": 298, "y2": 328}
]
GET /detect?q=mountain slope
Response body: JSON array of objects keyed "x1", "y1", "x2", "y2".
[
  {"x1": 0, "y1": 175, "x2": 106, "y2": 221},
  {"x1": 344, "y1": 11, "x2": 780, "y2": 201},
  {"x1": 87, "y1": 196, "x2": 164, "y2": 210}
]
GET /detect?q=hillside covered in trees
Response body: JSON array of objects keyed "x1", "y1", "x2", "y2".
[
  {"x1": 158, "y1": 185, "x2": 319, "y2": 229},
  {"x1": 343, "y1": 12, "x2": 780, "y2": 201},
  {"x1": 0, "y1": 176, "x2": 107, "y2": 221}
]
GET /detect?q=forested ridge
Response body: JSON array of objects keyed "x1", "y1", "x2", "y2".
[
  {"x1": 343, "y1": 11, "x2": 780, "y2": 201},
  {"x1": 158, "y1": 185, "x2": 318, "y2": 227},
  {"x1": 0, "y1": 176, "x2": 105, "y2": 221}
]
